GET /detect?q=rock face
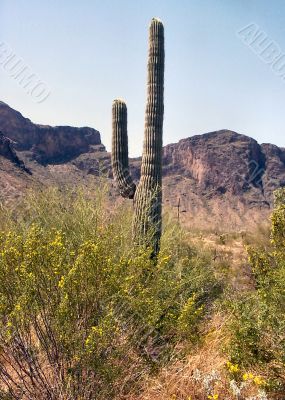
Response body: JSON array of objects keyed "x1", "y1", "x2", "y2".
[
  {"x1": 0, "y1": 101, "x2": 102, "y2": 163},
  {"x1": 0, "y1": 101, "x2": 37, "y2": 150},
  {"x1": 0, "y1": 129, "x2": 33, "y2": 205},
  {"x1": 162, "y1": 130, "x2": 270, "y2": 201},
  {"x1": 157, "y1": 130, "x2": 282, "y2": 230},
  {"x1": 30, "y1": 126, "x2": 102, "y2": 164},
  {"x1": 0, "y1": 131, "x2": 31, "y2": 174},
  {"x1": 261, "y1": 143, "x2": 285, "y2": 201},
  {"x1": 0, "y1": 101, "x2": 284, "y2": 231}
]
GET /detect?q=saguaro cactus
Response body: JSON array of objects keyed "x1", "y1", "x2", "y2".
[{"x1": 112, "y1": 18, "x2": 164, "y2": 255}]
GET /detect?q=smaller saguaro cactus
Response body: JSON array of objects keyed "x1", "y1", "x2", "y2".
[
  {"x1": 112, "y1": 18, "x2": 165, "y2": 256},
  {"x1": 112, "y1": 100, "x2": 136, "y2": 199}
]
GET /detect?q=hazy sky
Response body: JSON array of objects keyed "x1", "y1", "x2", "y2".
[{"x1": 1, "y1": 0, "x2": 285, "y2": 156}]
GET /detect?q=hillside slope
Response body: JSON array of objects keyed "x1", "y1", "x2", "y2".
[{"x1": 0, "y1": 101, "x2": 284, "y2": 230}]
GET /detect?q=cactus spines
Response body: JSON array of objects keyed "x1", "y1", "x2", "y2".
[{"x1": 112, "y1": 18, "x2": 164, "y2": 255}]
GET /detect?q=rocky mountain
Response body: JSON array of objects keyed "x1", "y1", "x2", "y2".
[
  {"x1": 160, "y1": 132, "x2": 285, "y2": 230},
  {"x1": 0, "y1": 101, "x2": 102, "y2": 163},
  {"x1": 0, "y1": 101, "x2": 284, "y2": 231}
]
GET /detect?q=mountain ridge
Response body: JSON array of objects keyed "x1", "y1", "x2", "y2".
[
  {"x1": 0, "y1": 101, "x2": 284, "y2": 230},
  {"x1": 0, "y1": 101, "x2": 102, "y2": 163}
]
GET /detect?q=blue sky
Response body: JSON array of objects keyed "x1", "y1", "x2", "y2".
[{"x1": 1, "y1": 0, "x2": 285, "y2": 155}]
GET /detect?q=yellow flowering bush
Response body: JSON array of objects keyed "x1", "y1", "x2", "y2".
[
  {"x1": 0, "y1": 187, "x2": 219, "y2": 400},
  {"x1": 227, "y1": 188, "x2": 285, "y2": 395},
  {"x1": 208, "y1": 394, "x2": 219, "y2": 400}
]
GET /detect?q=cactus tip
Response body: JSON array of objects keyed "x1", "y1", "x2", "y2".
[
  {"x1": 151, "y1": 17, "x2": 163, "y2": 24},
  {"x1": 113, "y1": 98, "x2": 126, "y2": 105},
  {"x1": 150, "y1": 18, "x2": 164, "y2": 32}
]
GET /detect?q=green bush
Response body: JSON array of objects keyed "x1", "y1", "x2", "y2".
[
  {"x1": 227, "y1": 188, "x2": 285, "y2": 393},
  {"x1": 0, "y1": 186, "x2": 220, "y2": 399}
]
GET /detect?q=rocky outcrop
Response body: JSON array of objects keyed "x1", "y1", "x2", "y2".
[
  {"x1": 0, "y1": 131, "x2": 31, "y2": 174},
  {"x1": 157, "y1": 130, "x2": 275, "y2": 230},
  {"x1": 31, "y1": 126, "x2": 102, "y2": 164},
  {"x1": 261, "y1": 143, "x2": 285, "y2": 203},
  {"x1": 162, "y1": 130, "x2": 267, "y2": 197},
  {"x1": 0, "y1": 101, "x2": 102, "y2": 163},
  {"x1": 0, "y1": 101, "x2": 37, "y2": 150}
]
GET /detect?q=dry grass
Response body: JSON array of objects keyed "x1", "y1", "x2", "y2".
[
  {"x1": 127, "y1": 229, "x2": 271, "y2": 400},
  {"x1": 131, "y1": 313, "x2": 230, "y2": 400}
]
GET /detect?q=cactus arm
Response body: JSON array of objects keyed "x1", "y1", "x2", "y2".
[{"x1": 112, "y1": 99, "x2": 136, "y2": 199}]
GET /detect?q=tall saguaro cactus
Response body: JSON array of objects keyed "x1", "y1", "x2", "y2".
[{"x1": 112, "y1": 18, "x2": 165, "y2": 256}]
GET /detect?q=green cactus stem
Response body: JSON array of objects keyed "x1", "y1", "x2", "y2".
[
  {"x1": 112, "y1": 18, "x2": 164, "y2": 255},
  {"x1": 112, "y1": 99, "x2": 136, "y2": 199}
]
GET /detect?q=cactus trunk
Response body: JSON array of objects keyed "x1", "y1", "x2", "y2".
[{"x1": 112, "y1": 18, "x2": 165, "y2": 256}]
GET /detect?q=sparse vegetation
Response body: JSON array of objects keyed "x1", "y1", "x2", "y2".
[
  {"x1": 0, "y1": 186, "x2": 284, "y2": 399},
  {"x1": 0, "y1": 186, "x2": 220, "y2": 399},
  {"x1": 226, "y1": 188, "x2": 285, "y2": 396}
]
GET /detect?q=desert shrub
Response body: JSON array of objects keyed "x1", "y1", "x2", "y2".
[
  {"x1": 227, "y1": 188, "x2": 285, "y2": 394},
  {"x1": 0, "y1": 186, "x2": 220, "y2": 399}
]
